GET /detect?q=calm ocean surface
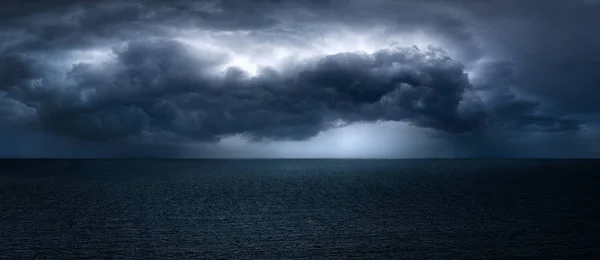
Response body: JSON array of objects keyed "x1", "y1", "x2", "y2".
[{"x1": 1, "y1": 159, "x2": 598, "y2": 259}]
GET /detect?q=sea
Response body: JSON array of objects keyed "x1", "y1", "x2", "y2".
[{"x1": 0, "y1": 159, "x2": 598, "y2": 259}]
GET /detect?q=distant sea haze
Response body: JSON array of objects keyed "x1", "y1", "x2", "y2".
[{"x1": 1, "y1": 159, "x2": 598, "y2": 259}]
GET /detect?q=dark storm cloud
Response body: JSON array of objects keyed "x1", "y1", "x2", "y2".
[
  {"x1": 462, "y1": 0, "x2": 600, "y2": 114},
  {"x1": 6, "y1": 40, "x2": 487, "y2": 142},
  {"x1": 0, "y1": 0, "x2": 282, "y2": 55},
  {"x1": 0, "y1": 53, "x2": 39, "y2": 90},
  {"x1": 0, "y1": 37, "x2": 581, "y2": 144},
  {"x1": 0, "y1": 0, "x2": 485, "y2": 60},
  {"x1": 472, "y1": 61, "x2": 581, "y2": 133},
  {"x1": 0, "y1": 0, "x2": 597, "y2": 157}
]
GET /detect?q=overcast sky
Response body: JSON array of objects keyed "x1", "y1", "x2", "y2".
[{"x1": 1, "y1": 0, "x2": 599, "y2": 158}]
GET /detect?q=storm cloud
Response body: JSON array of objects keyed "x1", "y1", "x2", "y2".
[{"x1": 0, "y1": 0, "x2": 597, "y2": 157}]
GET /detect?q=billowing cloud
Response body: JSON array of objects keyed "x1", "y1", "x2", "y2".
[
  {"x1": 471, "y1": 61, "x2": 581, "y2": 133},
  {"x1": 0, "y1": 0, "x2": 597, "y2": 157},
  {"x1": 3, "y1": 39, "x2": 489, "y2": 142}
]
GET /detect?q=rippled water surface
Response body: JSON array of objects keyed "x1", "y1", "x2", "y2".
[{"x1": 1, "y1": 159, "x2": 599, "y2": 259}]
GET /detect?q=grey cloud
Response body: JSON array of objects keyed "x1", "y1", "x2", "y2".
[
  {"x1": 463, "y1": 0, "x2": 600, "y2": 114},
  {"x1": 0, "y1": 0, "x2": 597, "y2": 157},
  {"x1": 19, "y1": 40, "x2": 487, "y2": 142},
  {"x1": 0, "y1": 0, "x2": 282, "y2": 55},
  {"x1": 0, "y1": 53, "x2": 39, "y2": 90},
  {"x1": 0, "y1": 0, "x2": 484, "y2": 60},
  {"x1": 473, "y1": 61, "x2": 582, "y2": 133}
]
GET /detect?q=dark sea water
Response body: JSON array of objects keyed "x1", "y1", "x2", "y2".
[{"x1": 0, "y1": 159, "x2": 599, "y2": 259}]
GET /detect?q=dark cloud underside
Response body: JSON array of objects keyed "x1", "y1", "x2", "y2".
[{"x1": 0, "y1": 0, "x2": 597, "y2": 157}]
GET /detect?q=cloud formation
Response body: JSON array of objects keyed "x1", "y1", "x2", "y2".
[
  {"x1": 4, "y1": 39, "x2": 489, "y2": 142},
  {"x1": 0, "y1": 0, "x2": 597, "y2": 157}
]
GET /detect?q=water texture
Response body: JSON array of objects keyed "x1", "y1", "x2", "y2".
[{"x1": 1, "y1": 159, "x2": 599, "y2": 259}]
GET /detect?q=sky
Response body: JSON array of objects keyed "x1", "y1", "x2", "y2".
[{"x1": 1, "y1": 0, "x2": 599, "y2": 158}]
